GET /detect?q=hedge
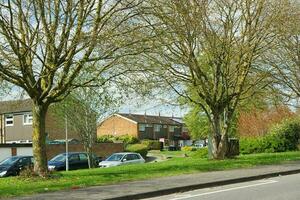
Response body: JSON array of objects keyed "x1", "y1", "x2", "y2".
[
  {"x1": 125, "y1": 144, "x2": 148, "y2": 158},
  {"x1": 141, "y1": 140, "x2": 161, "y2": 150},
  {"x1": 97, "y1": 134, "x2": 139, "y2": 144}
]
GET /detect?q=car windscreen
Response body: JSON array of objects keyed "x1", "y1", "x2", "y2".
[
  {"x1": 0, "y1": 157, "x2": 19, "y2": 166},
  {"x1": 106, "y1": 154, "x2": 124, "y2": 161},
  {"x1": 50, "y1": 154, "x2": 66, "y2": 162}
]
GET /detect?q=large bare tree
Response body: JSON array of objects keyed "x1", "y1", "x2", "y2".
[
  {"x1": 0, "y1": 0, "x2": 145, "y2": 176},
  {"x1": 140, "y1": 0, "x2": 285, "y2": 159}
]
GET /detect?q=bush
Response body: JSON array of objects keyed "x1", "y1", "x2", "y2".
[
  {"x1": 240, "y1": 138, "x2": 264, "y2": 154},
  {"x1": 97, "y1": 135, "x2": 114, "y2": 143},
  {"x1": 141, "y1": 140, "x2": 161, "y2": 150},
  {"x1": 240, "y1": 119, "x2": 300, "y2": 154},
  {"x1": 125, "y1": 144, "x2": 148, "y2": 158},
  {"x1": 181, "y1": 146, "x2": 196, "y2": 151},
  {"x1": 191, "y1": 147, "x2": 208, "y2": 159},
  {"x1": 116, "y1": 135, "x2": 139, "y2": 144},
  {"x1": 97, "y1": 134, "x2": 139, "y2": 144}
]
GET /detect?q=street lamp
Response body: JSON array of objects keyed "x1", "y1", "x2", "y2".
[{"x1": 65, "y1": 114, "x2": 69, "y2": 171}]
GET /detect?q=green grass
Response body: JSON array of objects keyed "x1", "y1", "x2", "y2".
[{"x1": 1, "y1": 151, "x2": 300, "y2": 198}]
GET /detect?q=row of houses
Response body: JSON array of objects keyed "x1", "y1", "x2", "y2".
[{"x1": 0, "y1": 99, "x2": 190, "y2": 145}]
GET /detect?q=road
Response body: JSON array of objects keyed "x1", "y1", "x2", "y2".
[{"x1": 145, "y1": 173, "x2": 300, "y2": 200}]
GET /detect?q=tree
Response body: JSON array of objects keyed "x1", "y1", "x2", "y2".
[
  {"x1": 238, "y1": 105, "x2": 295, "y2": 138},
  {"x1": 140, "y1": 0, "x2": 285, "y2": 159},
  {"x1": 54, "y1": 86, "x2": 118, "y2": 168},
  {"x1": 266, "y1": 1, "x2": 300, "y2": 101},
  {"x1": 0, "y1": 0, "x2": 145, "y2": 176},
  {"x1": 184, "y1": 106, "x2": 209, "y2": 140}
]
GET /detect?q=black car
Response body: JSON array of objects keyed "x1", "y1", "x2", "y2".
[
  {"x1": 0, "y1": 156, "x2": 34, "y2": 177},
  {"x1": 48, "y1": 152, "x2": 101, "y2": 171}
]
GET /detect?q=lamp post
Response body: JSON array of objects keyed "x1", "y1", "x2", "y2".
[{"x1": 65, "y1": 114, "x2": 69, "y2": 171}]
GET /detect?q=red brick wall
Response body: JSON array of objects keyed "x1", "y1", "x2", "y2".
[
  {"x1": 45, "y1": 109, "x2": 80, "y2": 141},
  {"x1": 46, "y1": 143, "x2": 124, "y2": 160},
  {"x1": 97, "y1": 115, "x2": 138, "y2": 137}
]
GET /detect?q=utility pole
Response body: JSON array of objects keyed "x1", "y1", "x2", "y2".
[{"x1": 65, "y1": 114, "x2": 69, "y2": 171}]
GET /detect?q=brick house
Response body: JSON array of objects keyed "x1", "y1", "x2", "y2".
[
  {"x1": 0, "y1": 99, "x2": 78, "y2": 144},
  {"x1": 97, "y1": 113, "x2": 190, "y2": 145}
]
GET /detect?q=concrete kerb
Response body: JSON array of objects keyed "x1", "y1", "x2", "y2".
[{"x1": 107, "y1": 169, "x2": 300, "y2": 200}]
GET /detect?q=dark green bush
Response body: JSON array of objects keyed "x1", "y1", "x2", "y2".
[
  {"x1": 125, "y1": 144, "x2": 148, "y2": 158},
  {"x1": 240, "y1": 119, "x2": 300, "y2": 154},
  {"x1": 141, "y1": 140, "x2": 161, "y2": 150}
]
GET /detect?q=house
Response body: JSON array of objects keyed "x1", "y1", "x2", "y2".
[
  {"x1": 0, "y1": 99, "x2": 78, "y2": 144},
  {"x1": 97, "y1": 113, "x2": 190, "y2": 145}
]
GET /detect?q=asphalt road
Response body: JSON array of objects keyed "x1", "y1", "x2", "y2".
[{"x1": 145, "y1": 173, "x2": 300, "y2": 200}]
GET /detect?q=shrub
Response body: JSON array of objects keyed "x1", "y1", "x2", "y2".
[
  {"x1": 141, "y1": 140, "x2": 161, "y2": 150},
  {"x1": 181, "y1": 146, "x2": 196, "y2": 151},
  {"x1": 125, "y1": 144, "x2": 148, "y2": 158},
  {"x1": 240, "y1": 137, "x2": 264, "y2": 154},
  {"x1": 97, "y1": 134, "x2": 139, "y2": 144},
  {"x1": 116, "y1": 135, "x2": 139, "y2": 144},
  {"x1": 240, "y1": 119, "x2": 300, "y2": 154},
  {"x1": 191, "y1": 147, "x2": 208, "y2": 159},
  {"x1": 97, "y1": 135, "x2": 114, "y2": 143}
]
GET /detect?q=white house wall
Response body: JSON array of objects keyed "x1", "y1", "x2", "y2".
[{"x1": 0, "y1": 148, "x2": 11, "y2": 161}]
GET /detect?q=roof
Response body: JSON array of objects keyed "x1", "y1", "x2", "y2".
[
  {"x1": 0, "y1": 99, "x2": 33, "y2": 114},
  {"x1": 117, "y1": 113, "x2": 183, "y2": 125}
]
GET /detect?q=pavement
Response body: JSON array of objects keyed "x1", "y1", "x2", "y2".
[{"x1": 10, "y1": 161, "x2": 300, "y2": 200}]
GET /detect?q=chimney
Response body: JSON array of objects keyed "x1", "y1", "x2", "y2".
[{"x1": 144, "y1": 111, "x2": 147, "y2": 123}]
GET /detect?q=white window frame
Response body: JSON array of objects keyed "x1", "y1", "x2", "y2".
[
  {"x1": 154, "y1": 124, "x2": 162, "y2": 132},
  {"x1": 5, "y1": 115, "x2": 14, "y2": 127},
  {"x1": 169, "y1": 125, "x2": 175, "y2": 132},
  {"x1": 23, "y1": 113, "x2": 33, "y2": 125}
]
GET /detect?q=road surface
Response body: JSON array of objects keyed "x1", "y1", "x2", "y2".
[{"x1": 145, "y1": 173, "x2": 300, "y2": 200}]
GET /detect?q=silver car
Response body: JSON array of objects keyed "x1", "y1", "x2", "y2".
[{"x1": 99, "y1": 152, "x2": 145, "y2": 168}]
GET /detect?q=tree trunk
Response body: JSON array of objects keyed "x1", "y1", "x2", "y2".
[
  {"x1": 32, "y1": 103, "x2": 49, "y2": 177},
  {"x1": 210, "y1": 113, "x2": 228, "y2": 160}
]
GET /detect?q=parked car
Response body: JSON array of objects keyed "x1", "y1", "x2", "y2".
[
  {"x1": 99, "y1": 152, "x2": 145, "y2": 168},
  {"x1": 48, "y1": 152, "x2": 101, "y2": 171},
  {"x1": 0, "y1": 156, "x2": 34, "y2": 177}
]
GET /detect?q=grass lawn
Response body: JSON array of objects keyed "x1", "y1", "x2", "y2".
[{"x1": 1, "y1": 151, "x2": 300, "y2": 198}]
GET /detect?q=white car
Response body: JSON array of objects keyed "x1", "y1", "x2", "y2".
[{"x1": 99, "y1": 152, "x2": 145, "y2": 168}]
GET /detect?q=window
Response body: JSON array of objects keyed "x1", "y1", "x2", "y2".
[
  {"x1": 169, "y1": 126, "x2": 175, "y2": 132},
  {"x1": 154, "y1": 124, "x2": 162, "y2": 132},
  {"x1": 5, "y1": 115, "x2": 13, "y2": 127},
  {"x1": 131, "y1": 154, "x2": 140, "y2": 160},
  {"x1": 139, "y1": 124, "x2": 146, "y2": 131},
  {"x1": 69, "y1": 154, "x2": 80, "y2": 162},
  {"x1": 79, "y1": 153, "x2": 88, "y2": 161},
  {"x1": 23, "y1": 113, "x2": 33, "y2": 125}
]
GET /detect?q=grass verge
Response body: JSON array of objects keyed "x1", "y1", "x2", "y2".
[{"x1": 1, "y1": 151, "x2": 300, "y2": 198}]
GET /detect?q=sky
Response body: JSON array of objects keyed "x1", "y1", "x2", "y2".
[{"x1": 0, "y1": 86, "x2": 188, "y2": 118}]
